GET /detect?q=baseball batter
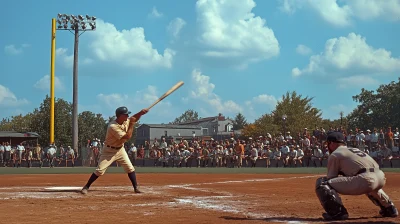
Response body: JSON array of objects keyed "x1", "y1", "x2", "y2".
[
  {"x1": 80, "y1": 106, "x2": 148, "y2": 194},
  {"x1": 315, "y1": 131, "x2": 398, "y2": 221}
]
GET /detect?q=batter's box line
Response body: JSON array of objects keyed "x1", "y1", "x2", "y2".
[{"x1": 166, "y1": 175, "x2": 321, "y2": 188}]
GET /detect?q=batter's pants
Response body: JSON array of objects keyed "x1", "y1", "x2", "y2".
[
  {"x1": 95, "y1": 147, "x2": 134, "y2": 176},
  {"x1": 328, "y1": 170, "x2": 392, "y2": 208}
]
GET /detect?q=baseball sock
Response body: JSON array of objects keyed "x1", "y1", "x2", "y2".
[
  {"x1": 128, "y1": 171, "x2": 138, "y2": 189},
  {"x1": 84, "y1": 173, "x2": 99, "y2": 188}
]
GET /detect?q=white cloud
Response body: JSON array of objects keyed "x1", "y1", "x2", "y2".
[
  {"x1": 292, "y1": 33, "x2": 400, "y2": 77},
  {"x1": 4, "y1": 44, "x2": 29, "y2": 55},
  {"x1": 167, "y1": 18, "x2": 186, "y2": 38},
  {"x1": 279, "y1": 0, "x2": 302, "y2": 14},
  {"x1": 97, "y1": 93, "x2": 129, "y2": 109},
  {"x1": 244, "y1": 94, "x2": 278, "y2": 122},
  {"x1": 337, "y1": 76, "x2": 379, "y2": 89},
  {"x1": 86, "y1": 19, "x2": 175, "y2": 69},
  {"x1": 56, "y1": 48, "x2": 73, "y2": 67},
  {"x1": 148, "y1": 7, "x2": 163, "y2": 18},
  {"x1": 96, "y1": 86, "x2": 172, "y2": 119},
  {"x1": 296, "y1": 44, "x2": 312, "y2": 55},
  {"x1": 0, "y1": 85, "x2": 29, "y2": 107},
  {"x1": 196, "y1": 0, "x2": 280, "y2": 68},
  {"x1": 56, "y1": 48, "x2": 94, "y2": 68},
  {"x1": 279, "y1": 0, "x2": 400, "y2": 27},
  {"x1": 250, "y1": 94, "x2": 278, "y2": 107},
  {"x1": 325, "y1": 103, "x2": 354, "y2": 120},
  {"x1": 189, "y1": 69, "x2": 242, "y2": 115},
  {"x1": 34, "y1": 75, "x2": 65, "y2": 91}
]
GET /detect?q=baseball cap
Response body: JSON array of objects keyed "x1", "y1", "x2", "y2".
[
  {"x1": 326, "y1": 131, "x2": 345, "y2": 143},
  {"x1": 115, "y1": 106, "x2": 131, "y2": 117}
]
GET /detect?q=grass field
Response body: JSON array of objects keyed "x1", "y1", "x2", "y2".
[{"x1": 1, "y1": 166, "x2": 399, "y2": 175}]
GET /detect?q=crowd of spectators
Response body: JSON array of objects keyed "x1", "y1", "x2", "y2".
[
  {"x1": 1, "y1": 126, "x2": 398, "y2": 168},
  {"x1": 129, "y1": 126, "x2": 399, "y2": 168}
]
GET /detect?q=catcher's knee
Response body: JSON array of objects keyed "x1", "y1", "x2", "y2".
[{"x1": 315, "y1": 177, "x2": 347, "y2": 216}]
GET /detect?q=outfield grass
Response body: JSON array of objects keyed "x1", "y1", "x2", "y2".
[{"x1": 0, "y1": 167, "x2": 399, "y2": 175}]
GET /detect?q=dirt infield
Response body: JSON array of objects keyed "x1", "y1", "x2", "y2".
[{"x1": 0, "y1": 173, "x2": 399, "y2": 224}]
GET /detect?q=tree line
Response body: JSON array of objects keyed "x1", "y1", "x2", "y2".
[
  {"x1": 0, "y1": 78, "x2": 398, "y2": 145},
  {"x1": 0, "y1": 96, "x2": 140, "y2": 147},
  {"x1": 166, "y1": 78, "x2": 400, "y2": 137}
]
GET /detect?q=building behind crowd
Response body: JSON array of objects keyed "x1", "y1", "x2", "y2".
[{"x1": 135, "y1": 113, "x2": 240, "y2": 146}]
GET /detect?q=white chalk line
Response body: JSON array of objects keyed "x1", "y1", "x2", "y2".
[{"x1": 0, "y1": 175, "x2": 319, "y2": 223}]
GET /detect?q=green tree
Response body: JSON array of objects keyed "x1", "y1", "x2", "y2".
[
  {"x1": 28, "y1": 95, "x2": 73, "y2": 146},
  {"x1": 170, "y1": 109, "x2": 199, "y2": 124},
  {"x1": 271, "y1": 91, "x2": 322, "y2": 135},
  {"x1": 233, "y1": 113, "x2": 247, "y2": 130},
  {"x1": 78, "y1": 111, "x2": 108, "y2": 146},
  {"x1": 347, "y1": 78, "x2": 400, "y2": 130}
]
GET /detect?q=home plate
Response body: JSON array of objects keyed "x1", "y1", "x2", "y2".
[{"x1": 44, "y1": 187, "x2": 82, "y2": 191}]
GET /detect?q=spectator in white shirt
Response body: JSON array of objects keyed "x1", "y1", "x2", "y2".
[
  {"x1": 311, "y1": 146, "x2": 323, "y2": 167},
  {"x1": 16, "y1": 143, "x2": 25, "y2": 168},
  {"x1": 288, "y1": 145, "x2": 298, "y2": 167},
  {"x1": 370, "y1": 130, "x2": 379, "y2": 147},
  {"x1": 296, "y1": 145, "x2": 304, "y2": 167},
  {"x1": 128, "y1": 144, "x2": 137, "y2": 166},
  {"x1": 0, "y1": 143, "x2": 4, "y2": 165}
]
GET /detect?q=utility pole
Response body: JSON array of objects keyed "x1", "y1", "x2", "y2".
[{"x1": 56, "y1": 14, "x2": 96, "y2": 151}]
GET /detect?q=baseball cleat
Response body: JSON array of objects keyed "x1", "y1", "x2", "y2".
[
  {"x1": 81, "y1": 186, "x2": 88, "y2": 195},
  {"x1": 379, "y1": 205, "x2": 398, "y2": 218},
  {"x1": 322, "y1": 212, "x2": 349, "y2": 221},
  {"x1": 134, "y1": 188, "x2": 142, "y2": 193}
]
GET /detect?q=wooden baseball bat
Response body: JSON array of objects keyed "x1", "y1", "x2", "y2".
[{"x1": 146, "y1": 81, "x2": 184, "y2": 110}]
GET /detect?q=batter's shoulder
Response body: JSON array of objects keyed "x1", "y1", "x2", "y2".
[{"x1": 108, "y1": 120, "x2": 118, "y2": 127}]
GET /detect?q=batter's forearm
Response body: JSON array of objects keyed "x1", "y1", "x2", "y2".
[{"x1": 122, "y1": 122, "x2": 136, "y2": 140}]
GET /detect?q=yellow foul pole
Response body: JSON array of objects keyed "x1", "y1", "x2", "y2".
[{"x1": 50, "y1": 18, "x2": 56, "y2": 144}]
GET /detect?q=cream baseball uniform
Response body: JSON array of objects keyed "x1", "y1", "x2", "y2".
[
  {"x1": 95, "y1": 120, "x2": 135, "y2": 176},
  {"x1": 316, "y1": 131, "x2": 398, "y2": 221},
  {"x1": 327, "y1": 146, "x2": 393, "y2": 207},
  {"x1": 81, "y1": 106, "x2": 146, "y2": 195}
]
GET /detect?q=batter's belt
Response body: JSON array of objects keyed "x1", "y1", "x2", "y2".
[{"x1": 106, "y1": 145, "x2": 123, "y2": 150}]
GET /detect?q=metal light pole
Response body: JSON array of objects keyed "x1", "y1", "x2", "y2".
[
  {"x1": 282, "y1": 114, "x2": 287, "y2": 139},
  {"x1": 56, "y1": 14, "x2": 96, "y2": 152}
]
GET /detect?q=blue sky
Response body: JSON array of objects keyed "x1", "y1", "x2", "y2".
[{"x1": 1, "y1": 0, "x2": 399, "y2": 124}]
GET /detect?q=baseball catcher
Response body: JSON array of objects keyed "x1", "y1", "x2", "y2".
[{"x1": 315, "y1": 131, "x2": 398, "y2": 221}]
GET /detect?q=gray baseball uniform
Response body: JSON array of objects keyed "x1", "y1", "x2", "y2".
[{"x1": 327, "y1": 146, "x2": 392, "y2": 208}]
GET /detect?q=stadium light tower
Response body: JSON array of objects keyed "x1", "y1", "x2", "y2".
[{"x1": 56, "y1": 14, "x2": 96, "y2": 152}]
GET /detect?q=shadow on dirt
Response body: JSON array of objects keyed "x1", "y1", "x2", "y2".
[{"x1": 220, "y1": 215, "x2": 398, "y2": 223}]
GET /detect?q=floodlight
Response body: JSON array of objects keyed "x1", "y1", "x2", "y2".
[
  {"x1": 58, "y1": 25, "x2": 63, "y2": 29},
  {"x1": 57, "y1": 13, "x2": 62, "y2": 18},
  {"x1": 86, "y1": 15, "x2": 90, "y2": 19},
  {"x1": 78, "y1": 15, "x2": 84, "y2": 20},
  {"x1": 63, "y1": 24, "x2": 68, "y2": 29},
  {"x1": 91, "y1": 16, "x2": 96, "y2": 20},
  {"x1": 57, "y1": 20, "x2": 61, "y2": 25},
  {"x1": 82, "y1": 24, "x2": 86, "y2": 30},
  {"x1": 66, "y1": 15, "x2": 70, "y2": 20}
]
